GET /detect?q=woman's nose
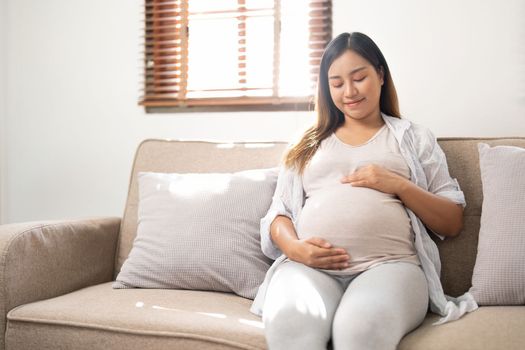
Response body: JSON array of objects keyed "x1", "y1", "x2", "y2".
[{"x1": 344, "y1": 82, "x2": 358, "y2": 98}]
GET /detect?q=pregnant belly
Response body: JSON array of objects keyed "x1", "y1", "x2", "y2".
[{"x1": 296, "y1": 185, "x2": 416, "y2": 274}]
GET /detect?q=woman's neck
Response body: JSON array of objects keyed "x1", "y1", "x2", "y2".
[
  {"x1": 335, "y1": 111, "x2": 385, "y2": 146},
  {"x1": 340, "y1": 111, "x2": 384, "y2": 133}
]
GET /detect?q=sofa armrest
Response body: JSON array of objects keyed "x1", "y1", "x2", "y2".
[{"x1": 0, "y1": 216, "x2": 120, "y2": 346}]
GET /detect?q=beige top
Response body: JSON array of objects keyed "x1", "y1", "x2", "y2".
[{"x1": 297, "y1": 125, "x2": 420, "y2": 275}]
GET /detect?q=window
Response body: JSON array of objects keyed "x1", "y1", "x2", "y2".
[{"x1": 140, "y1": 0, "x2": 332, "y2": 110}]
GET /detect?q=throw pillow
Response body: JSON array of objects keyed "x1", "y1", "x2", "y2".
[
  {"x1": 469, "y1": 143, "x2": 525, "y2": 305},
  {"x1": 113, "y1": 168, "x2": 278, "y2": 299}
]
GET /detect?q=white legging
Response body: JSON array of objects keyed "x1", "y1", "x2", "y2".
[{"x1": 263, "y1": 260, "x2": 429, "y2": 350}]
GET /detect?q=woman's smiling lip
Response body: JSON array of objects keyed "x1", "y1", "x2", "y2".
[{"x1": 343, "y1": 98, "x2": 365, "y2": 107}]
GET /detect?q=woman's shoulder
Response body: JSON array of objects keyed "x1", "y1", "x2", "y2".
[
  {"x1": 410, "y1": 124, "x2": 439, "y2": 149},
  {"x1": 399, "y1": 119, "x2": 441, "y2": 161},
  {"x1": 385, "y1": 114, "x2": 436, "y2": 143},
  {"x1": 408, "y1": 122, "x2": 435, "y2": 140},
  {"x1": 383, "y1": 114, "x2": 438, "y2": 156}
]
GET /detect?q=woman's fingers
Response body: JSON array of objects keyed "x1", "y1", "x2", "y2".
[
  {"x1": 304, "y1": 237, "x2": 346, "y2": 254},
  {"x1": 300, "y1": 238, "x2": 350, "y2": 269},
  {"x1": 316, "y1": 247, "x2": 348, "y2": 257},
  {"x1": 304, "y1": 237, "x2": 348, "y2": 257},
  {"x1": 315, "y1": 254, "x2": 350, "y2": 270},
  {"x1": 291, "y1": 237, "x2": 351, "y2": 270},
  {"x1": 305, "y1": 236, "x2": 332, "y2": 248}
]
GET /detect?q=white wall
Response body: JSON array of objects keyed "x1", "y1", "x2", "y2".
[
  {"x1": 3, "y1": 0, "x2": 313, "y2": 223},
  {"x1": 3, "y1": 0, "x2": 524, "y2": 223},
  {"x1": 0, "y1": 0, "x2": 7, "y2": 223},
  {"x1": 334, "y1": 0, "x2": 525, "y2": 135}
]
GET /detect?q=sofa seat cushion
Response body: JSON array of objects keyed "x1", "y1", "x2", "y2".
[
  {"x1": 6, "y1": 282, "x2": 266, "y2": 350},
  {"x1": 7, "y1": 283, "x2": 525, "y2": 350},
  {"x1": 399, "y1": 306, "x2": 525, "y2": 350}
]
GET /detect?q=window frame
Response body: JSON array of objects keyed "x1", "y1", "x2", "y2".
[{"x1": 140, "y1": 0, "x2": 332, "y2": 112}]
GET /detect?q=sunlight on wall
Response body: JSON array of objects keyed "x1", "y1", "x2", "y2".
[{"x1": 279, "y1": 0, "x2": 310, "y2": 97}]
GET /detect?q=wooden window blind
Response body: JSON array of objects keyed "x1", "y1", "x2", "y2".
[{"x1": 140, "y1": 0, "x2": 332, "y2": 109}]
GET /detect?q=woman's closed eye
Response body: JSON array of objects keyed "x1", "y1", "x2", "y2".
[{"x1": 353, "y1": 76, "x2": 366, "y2": 82}]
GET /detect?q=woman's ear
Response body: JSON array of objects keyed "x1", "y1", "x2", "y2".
[{"x1": 378, "y1": 66, "x2": 385, "y2": 86}]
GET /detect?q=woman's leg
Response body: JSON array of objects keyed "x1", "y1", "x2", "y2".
[
  {"x1": 332, "y1": 262, "x2": 429, "y2": 350},
  {"x1": 263, "y1": 260, "x2": 344, "y2": 350}
]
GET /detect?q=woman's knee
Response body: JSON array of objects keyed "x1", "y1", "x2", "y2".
[
  {"x1": 331, "y1": 263, "x2": 429, "y2": 349},
  {"x1": 332, "y1": 305, "x2": 398, "y2": 350},
  {"x1": 263, "y1": 261, "x2": 341, "y2": 349},
  {"x1": 264, "y1": 303, "x2": 332, "y2": 350}
]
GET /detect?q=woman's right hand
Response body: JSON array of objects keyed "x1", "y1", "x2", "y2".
[
  {"x1": 270, "y1": 216, "x2": 350, "y2": 270},
  {"x1": 287, "y1": 237, "x2": 350, "y2": 270}
]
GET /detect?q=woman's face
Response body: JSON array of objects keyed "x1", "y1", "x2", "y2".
[{"x1": 327, "y1": 50, "x2": 384, "y2": 124}]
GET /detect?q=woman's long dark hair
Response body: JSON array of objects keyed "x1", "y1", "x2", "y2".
[{"x1": 284, "y1": 32, "x2": 400, "y2": 174}]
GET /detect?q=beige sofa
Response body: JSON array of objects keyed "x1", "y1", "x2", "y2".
[{"x1": 1, "y1": 137, "x2": 524, "y2": 350}]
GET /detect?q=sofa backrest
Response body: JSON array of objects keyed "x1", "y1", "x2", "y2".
[
  {"x1": 428, "y1": 137, "x2": 525, "y2": 296},
  {"x1": 116, "y1": 137, "x2": 525, "y2": 297}
]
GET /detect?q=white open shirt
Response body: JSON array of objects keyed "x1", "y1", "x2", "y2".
[{"x1": 251, "y1": 113, "x2": 478, "y2": 325}]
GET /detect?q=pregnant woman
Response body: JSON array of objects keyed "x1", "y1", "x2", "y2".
[{"x1": 250, "y1": 32, "x2": 478, "y2": 350}]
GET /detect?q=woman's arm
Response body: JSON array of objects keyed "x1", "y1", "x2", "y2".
[
  {"x1": 340, "y1": 165, "x2": 463, "y2": 237},
  {"x1": 270, "y1": 215, "x2": 350, "y2": 269},
  {"x1": 396, "y1": 178, "x2": 463, "y2": 237}
]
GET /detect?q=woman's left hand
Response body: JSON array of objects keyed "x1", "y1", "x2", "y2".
[{"x1": 340, "y1": 164, "x2": 409, "y2": 195}]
